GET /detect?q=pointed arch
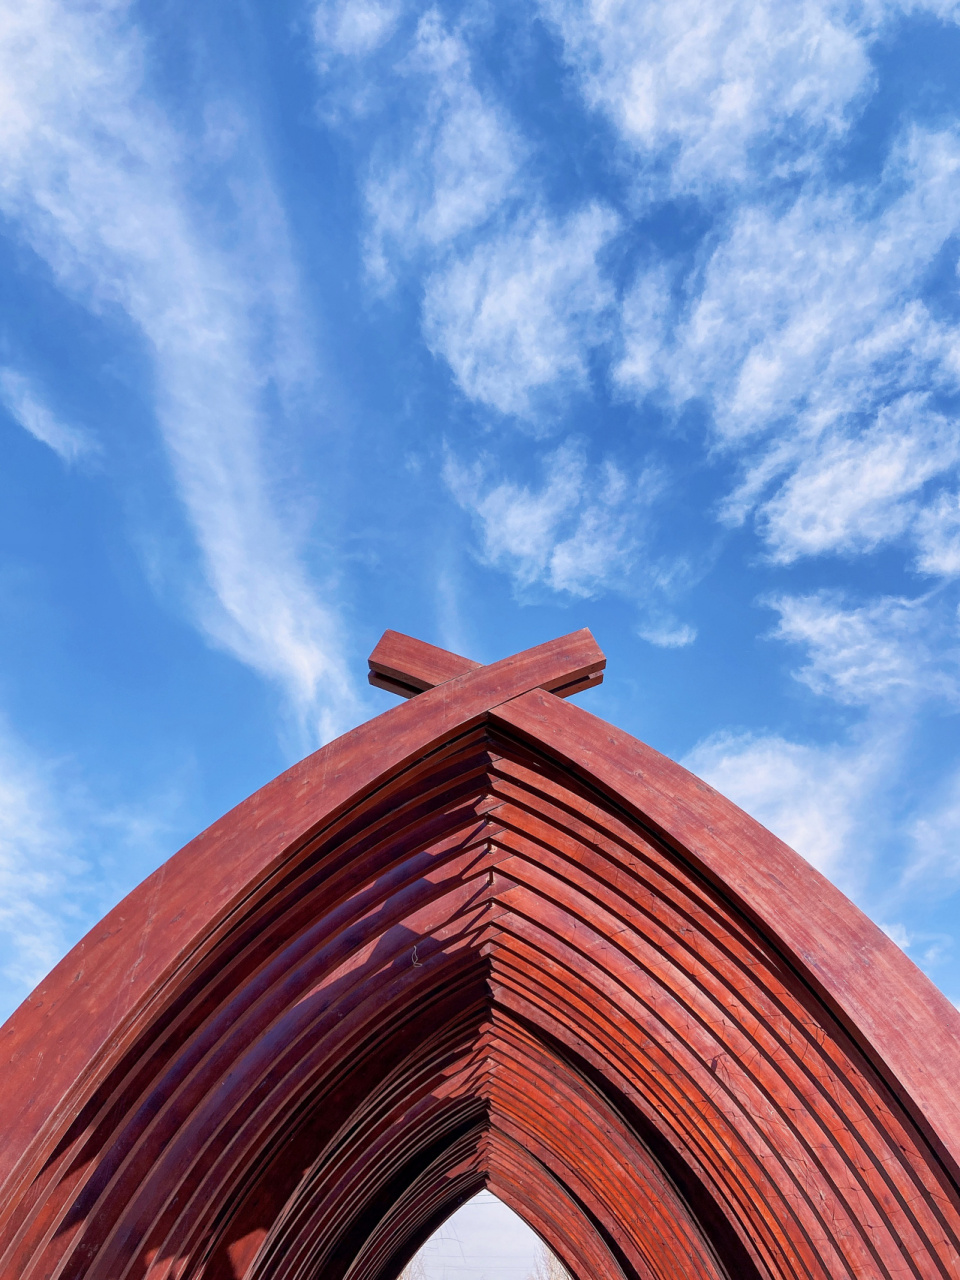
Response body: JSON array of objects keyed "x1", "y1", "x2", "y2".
[{"x1": 1, "y1": 631, "x2": 959, "y2": 1280}]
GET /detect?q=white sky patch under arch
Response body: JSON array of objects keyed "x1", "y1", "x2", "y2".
[{"x1": 406, "y1": 1190, "x2": 544, "y2": 1280}]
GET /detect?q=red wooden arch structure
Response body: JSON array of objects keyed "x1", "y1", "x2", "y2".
[{"x1": 2, "y1": 629, "x2": 960, "y2": 1280}]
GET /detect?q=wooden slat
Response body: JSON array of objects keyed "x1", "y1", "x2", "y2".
[{"x1": 368, "y1": 630, "x2": 481, "y2": 696}]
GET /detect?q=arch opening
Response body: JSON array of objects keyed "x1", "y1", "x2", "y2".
[{"x1": 396, "y1": 1189, "x2": 567, "y2": 1280}]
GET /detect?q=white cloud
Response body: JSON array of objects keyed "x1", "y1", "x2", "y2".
[
  {"x1": 768, "y1": 590, "x2": 958, "y2": 706},
  {"x1": 880, "y1": 921, "x2": 912, "y2": 950},
  {"x1": 0, "y1": 366, "x2": 96, "y2": 462},
  {"x1": 637, "y1": 616, "x2": 697, "y2": 648},
  {"x1": 664, "y1": 129, "x2": 960, "y2": 437},
  {"x1": 0, "y1": 728, "x2": 84, "y2": 997},
  {"x1": 685, "y1": 714, "x2": 960, "y2": 938},
  {"x1": 615, "y1": 266, "x2": 673, "y2": 394},
  {"x1": 915, "y1": 490, "x2": 960, "y2": 576},
  {"x1": 539, "y1": 0, "x2": 874, "y2": 193},
  {"x1": 445, "y1": 441, "x2": 650, "y2": 597},
  {"x1": 760, "y1": 399, "x2": 960, "y2": 562},
  {"x1": 361, "y1": 10, "x2": 525, "y2": 281},
  {"x1": 616, "y1": 127, "x2": 960, "y2": 569},
  {"x1": 313, "y1": 0, "x2": 402, "y2": 59},
  {"x1": 683, "y1": 728, "x2": 887, "y2": 883},
  {"x1": 0, "y1": 718, "x2": 177, "y2": 1020},
  {"x1": 317, "y1": 8, "x2": 622, "y2": 423},
  {"x1": 0, "y1": 0, "x2": 357, "y2": 739},
  {"x1": 876, "y1": 921, "x2": 951, "y2": 968},
  {"x1": 905, "y1": 769, "x2": 960, "y2": 888},
  {"x1": 446, "y1": 440, "x2": 700, "y2": 629},
  {"x1": 424, "y1": 204, "x2": 620, "y2": 417}
]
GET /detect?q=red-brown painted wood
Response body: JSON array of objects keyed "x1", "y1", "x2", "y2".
[
  {"x1": 367, "y1": 631, "x2": 481, "y2": 697},
  {"x1": 0, "y1": 630, "x2": 958, "y2": 1280},
  {"x1": 368, "y1": 629, "x2": 605, "y2": 701}
]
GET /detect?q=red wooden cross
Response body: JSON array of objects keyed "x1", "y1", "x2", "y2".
[{"x1": 367, "y1": 628, "x2": 606, "y2": 701}]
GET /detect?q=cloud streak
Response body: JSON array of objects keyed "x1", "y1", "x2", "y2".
[
  {"x1": 768, "y1": 590, "x2": 960, "y2": 706},
  {"x1": 0, "y1": 0, "x2": 357, "y2": 740},
  {"x1": 0, "y1": 366, "x2": 96, "y2": 462}
]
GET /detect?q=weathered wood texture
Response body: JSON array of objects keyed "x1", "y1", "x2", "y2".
[
  {"x1": 1, "y1": 630, "x2": 959, "y2": 1280},
  {"x1": 367, "y1": 629, "x2": 481, "y2": 696}
]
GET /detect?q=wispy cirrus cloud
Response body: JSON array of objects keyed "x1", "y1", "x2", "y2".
[
  {"x1": 686, "y1": 718, "x2": 960, "y2": 977},
  {"x1": 683, "y1": 581, "x2": 960, "y2": 957},
  {"x1": 906, "y1": 767, "x2": 960, "y2": 890},
  {"x1": 445, "y1": 440, "x2": 695, "y2": 642},
  {"x1": 617, "y1": 126, "x2": 960, "y2": 571},
  {"x1": 537, "y1": 3, "x2": 960, "y2": 585},
  {"x1": 314, "y1": 2, "x2": 638, "y2": 607},
  {"x1": 685, "y1": 593, "x2": 958, "y2": 938},
  {"x1": 361, "y1": 9, "x2": 527, "y2": 283},
  {"x1": 0, "y1": 0, "x2": 357, "y2": 739},
  {"x1": 424, "y1": 204, "x2": 620, "y2": 417},
  {"x1": 538, "y1": 0, "x2": 959, "y2": 194},
  {"x1": 768, "y1": 590, "x2": 959, "y2": 706},
  {"x1": 759, "y1": 400, "x2": 960, "y2": 563},
  {"x1": 0, "y1": 717, "x2": 176, "y2": 1019},
  {"x1": 0, "y1": 366, "x2": 96, "y2": 463},
  {"x1": 540, "y1": 0, "x2": 865, "y2": 191},
  {"x1": 683, "y1": 727, "x2": 891, "y2": 887},
  {"x1": 685, "y1": 730, "x2": 959, "y2": 1002},
  {"x1": 445, "y1": 441, "x2": 640, "y2": 596},
  {"x1": 315, "y1": 5, "x2": 621, "y2": 421},
  {"x1": 313, "y1": 0, "x2": 404, "y2": 61}
]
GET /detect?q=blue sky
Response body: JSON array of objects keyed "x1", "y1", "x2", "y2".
[{"x1": 2, "y1": 0, "x2": 960, "y2": 1030}]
